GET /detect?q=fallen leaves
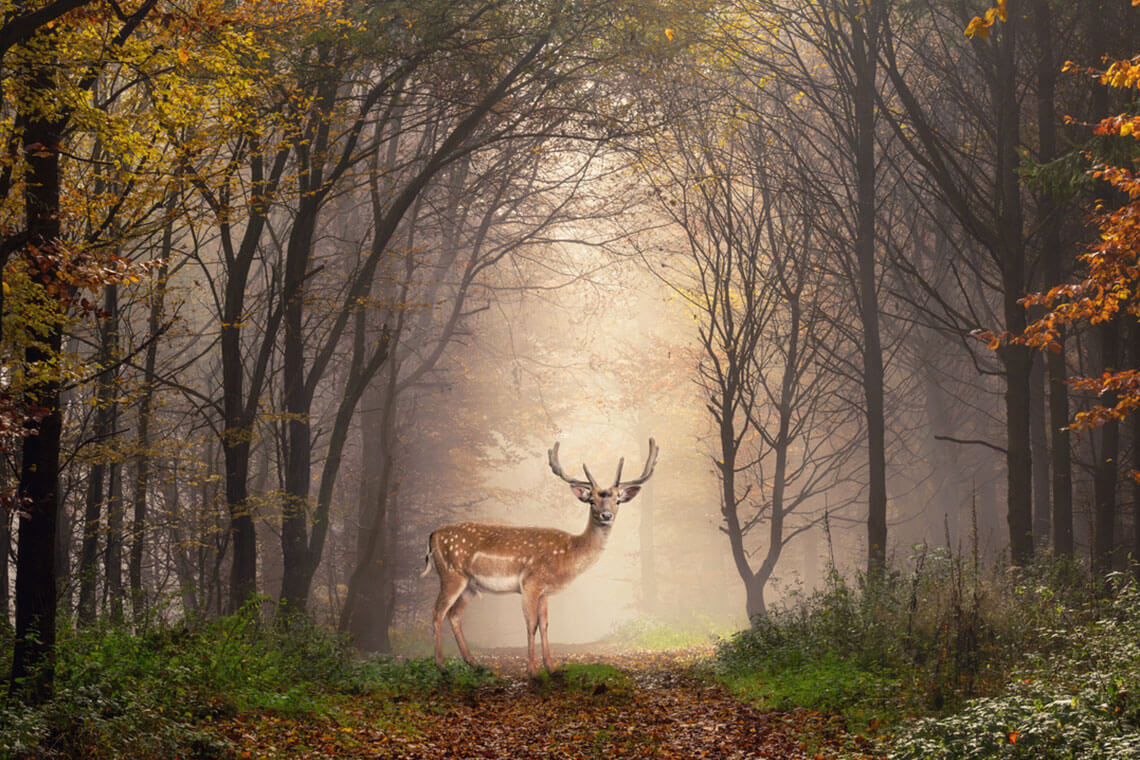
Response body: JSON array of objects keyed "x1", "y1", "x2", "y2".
[{"x1": 215, "y1": 648, "x2": 881, "y2": 759}]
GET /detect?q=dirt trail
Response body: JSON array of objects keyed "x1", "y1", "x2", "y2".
[{"x1": 221, "y1": 648, "x2": 870, "y2": 759}]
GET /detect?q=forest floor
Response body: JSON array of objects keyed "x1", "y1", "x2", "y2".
[{"x1": 214, "y1": 646, "x2": 878, "y2": 759}]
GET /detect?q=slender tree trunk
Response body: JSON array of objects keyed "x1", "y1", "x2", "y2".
[
  {"x1": 77, "y1": 453, "x2": 108, "y2": 625},
  {"x1": 1030, "y1": 353, "x2": 1050, "y2": 545},
  {"x1": 996, "y1": 3, "x2": 1033, "y2": 565},
  {"x1": 1092, "y1": 320, "x2": 1120, "y2": 576},
  {"x1": 130, "y1": 253, "x2": 168, "y2": 626},
  {"x1": 221, "y1": 303, "x2": 257, "y2": 610},
  {"x1": 104, "y1": 285, "x2": 124, "y2": 624},
  {"x1": 1031, "y1": 0, "x2": 1072, "y2": 558},
  {"x1": 853, "y1": 4, "x2": 887, "y2": 577}
]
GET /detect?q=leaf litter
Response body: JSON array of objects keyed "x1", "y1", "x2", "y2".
[{"x1": 216, "y1": 647, "x2": 880, "y2": 759}]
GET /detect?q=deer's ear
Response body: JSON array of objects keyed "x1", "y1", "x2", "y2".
[
  {"x1": 619, "y1": 486, "x2": 641, "y2": 503},
  {"x1": 571, "y1": 485, "x2": 593, "y2": 503}
]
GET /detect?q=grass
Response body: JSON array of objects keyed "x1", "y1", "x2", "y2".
[
  {"x1": 533, "y1": 662, "x2": 633, "y2": 697},
  {"x1": 605, "y1": 612, "x2": 740, "y2": 650}
]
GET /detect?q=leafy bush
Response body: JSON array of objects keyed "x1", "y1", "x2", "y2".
[
  {"x1": 891, "y1": 576, "x2": 1140, "y2": 760},
  {"x1": 1, "y1": 602, "x2": 480, "y2": 759},
  {"x1": 714, "y1": 548, "x2": 1086, "y2": 726}
]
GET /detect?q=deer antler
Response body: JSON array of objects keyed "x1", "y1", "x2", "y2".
[
  {"x1": 548, "y1": 442, "x2": 595, "y2": 488},
  {"x1": 618, "y1": 438, "x2": 658, "y2": 488}
]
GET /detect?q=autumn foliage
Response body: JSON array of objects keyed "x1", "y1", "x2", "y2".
[{"x1": 978, "y1": 50, "x2": 1140, "y2": 435}]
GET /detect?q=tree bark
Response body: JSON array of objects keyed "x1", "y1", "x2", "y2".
[
  {"x1": 10, "y1": 47, "x2": 64, "y2": 700},
  {"x1": 996, "y1": 4, "x2": 1033, "y2": 565},
  {"x1": 1031, "y1": 0, "x2": 1072, "y2": 558},
  {"x1": 1092, "y1": 320, "x2": 1119, "y2": 577},
  {"x1": 852, "y1": 2, "x2": 887, "y2": 577}
]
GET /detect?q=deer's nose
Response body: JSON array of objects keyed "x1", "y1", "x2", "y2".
[{"x1": 599, "y1": 511, "x2": 614, "y2": 522}]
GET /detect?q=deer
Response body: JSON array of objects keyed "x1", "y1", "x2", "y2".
[{"x1": 420, "y1": 438, "x2": 658, "y2": 676}]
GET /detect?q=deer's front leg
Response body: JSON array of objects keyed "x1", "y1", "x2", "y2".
[
  {"x1": 538, "y1": 594, "x2": 555, "y2": 672},
  {"x1": 521, "y1": 584, "x2": 542, "y2": 676}
]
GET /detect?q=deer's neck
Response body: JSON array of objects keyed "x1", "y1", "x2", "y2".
[{"x1": 570, "y1": 517, "x2": 611, "y2": 571}]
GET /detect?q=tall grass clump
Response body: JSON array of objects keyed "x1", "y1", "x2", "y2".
[{"x1": 714, "y1": 545, "x2": 1085, "y2": 728}]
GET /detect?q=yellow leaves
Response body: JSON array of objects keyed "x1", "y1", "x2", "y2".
[
  {"x1": 1101, "y1": 57, "x2": 1140, "y2": 90},
  {"x1": 177, "y1": 48, "x2": 190, "y2": 65},
  {"x1": 664, "y1": 28, "x2": 675, "y2": 42},
  {"x1": 965, "y1": 0, "x2": 1007, "y2": 39}
]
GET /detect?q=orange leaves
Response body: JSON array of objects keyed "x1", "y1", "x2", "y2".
[
  {"x1": 965, "y1": 0, "x2": 1007, "y2": 40},
  {"x1": 982, "y1": 47, "x2": 1140, "y2": 436}
]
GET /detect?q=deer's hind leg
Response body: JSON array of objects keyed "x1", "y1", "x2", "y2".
[
  {"x1": 433, "y1": 574, "x2": 469, "y2": 669},
  {"x1": 446, "y1": 589, "x2": 477, "y2": 666}
]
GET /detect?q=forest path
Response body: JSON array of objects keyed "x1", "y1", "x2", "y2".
[{"x1": 220, "y1": 647, "x2": 867, "y2": 759}]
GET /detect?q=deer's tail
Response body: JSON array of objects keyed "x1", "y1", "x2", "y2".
[{"x1": 419, "y1": 532, "x2": 435, "y2": 578}]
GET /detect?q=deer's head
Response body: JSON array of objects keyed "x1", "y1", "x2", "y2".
[{"x1": 548, "y1": 438, "x2": 658, "y2": 527}]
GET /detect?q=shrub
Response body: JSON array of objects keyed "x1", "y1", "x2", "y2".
[
  {"x1": 714, "y1": 549, "x2": 1087, "y2": 725},
  {"x1": 890, "y1": 576, "x2": 1140, "y2": 760}
]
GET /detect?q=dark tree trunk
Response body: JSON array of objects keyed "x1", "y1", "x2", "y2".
[
  {"x1": 277, "y1": 196, "x2": 320, "y2": 616},
  {"x1": 10, "y1": 55, "x2": 64, "y2": 699},
  {"x1": 77, "y1": 455, "x2": 108, "y2": 625},
  {"x1": 1031, "y1": 0, "x2": 1072, "y2": 558},
  {"x1": 221, "y1": 305, "x2": 258, "y2": 610},
  {"x1": 129, "y1": 252, "x2": 168, "y2": 625},
  {"x1": 104, "y1": 286, "x2": 124, "y2": 625},
  {"x1": 106, "y1": 428, "x2": 124, "y2": 624},
  {"x1": 853, "y1": 6, "x2": 887, "y2": 577},
  {"x1": 340, "y1": 369, "x2": 398, "y2": 649},
  {"x1": 1030, "y1": 354, "x2": 1050, "y2": 545},
  {"x1": 1092, "y1": 320, "x2": 1119, "y2": 577},
  {"x1": 996, "y1": 4, "x2": 1033, "y2": 565}
]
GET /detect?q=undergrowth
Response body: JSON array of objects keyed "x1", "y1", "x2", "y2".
[
  {"x1": 713, "y1": 548, "x2": 1140, "y2": 759},
  {"x1": 0, "y1": 601, "x2": 494, "y2": 760}
]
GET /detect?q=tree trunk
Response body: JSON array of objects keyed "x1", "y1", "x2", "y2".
[
  {"x1": 106, "y1": 431, "x2": 124, "y2": 624},
  {"x1": 221, "y1": 296, "x2": 257, "y2": 610},
  {"x1": 1030, "y1": 354, "x2": 1050, "y2": 546},
  {"x1": 1092, "y1": 320, "x2": 1119, "y2": 577},
  {"x1": 129, "y1": 223, "x2": 171, "y2": 626},
  {"x1": 996, "y1": 4, "x2": 1033, "y2": 565},
  {"x1": 853, "y1": 2, "x2": 887, "y2": 577},
  {"x1": 10, "y1": 51, "x2": 64, "y2": 699},
  {"x1": 1031, "y1": 0, "x2": 1072, "y2": 558},
  {"x1": 104, "y1": 286, "x2": 124, "y2": 624},
  {"x1": 340, "y1": 367, "x2": 398, "y2": 649}
]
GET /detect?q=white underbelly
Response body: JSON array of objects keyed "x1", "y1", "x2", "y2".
[{"x1": 470, "y1": 574, "x2": 521, "y2": 594}]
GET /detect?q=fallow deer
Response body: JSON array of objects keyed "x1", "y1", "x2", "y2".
[{"x1": 421, "y1": 438, "x2": 658, "y2": 675}]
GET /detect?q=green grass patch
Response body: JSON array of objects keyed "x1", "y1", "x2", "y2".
[
  {"x1": 534, "y1": 662, "x2": 632, "y2": 697},
  {"x1": 350, "y1": 656, "x2": 498, "y2": 695},
  {"x1": 606, "y1": 613, "x2": 740, "y2": 650},
  {"x1": 719, "y1": 654, "x2": 898, "y2": 724}
]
